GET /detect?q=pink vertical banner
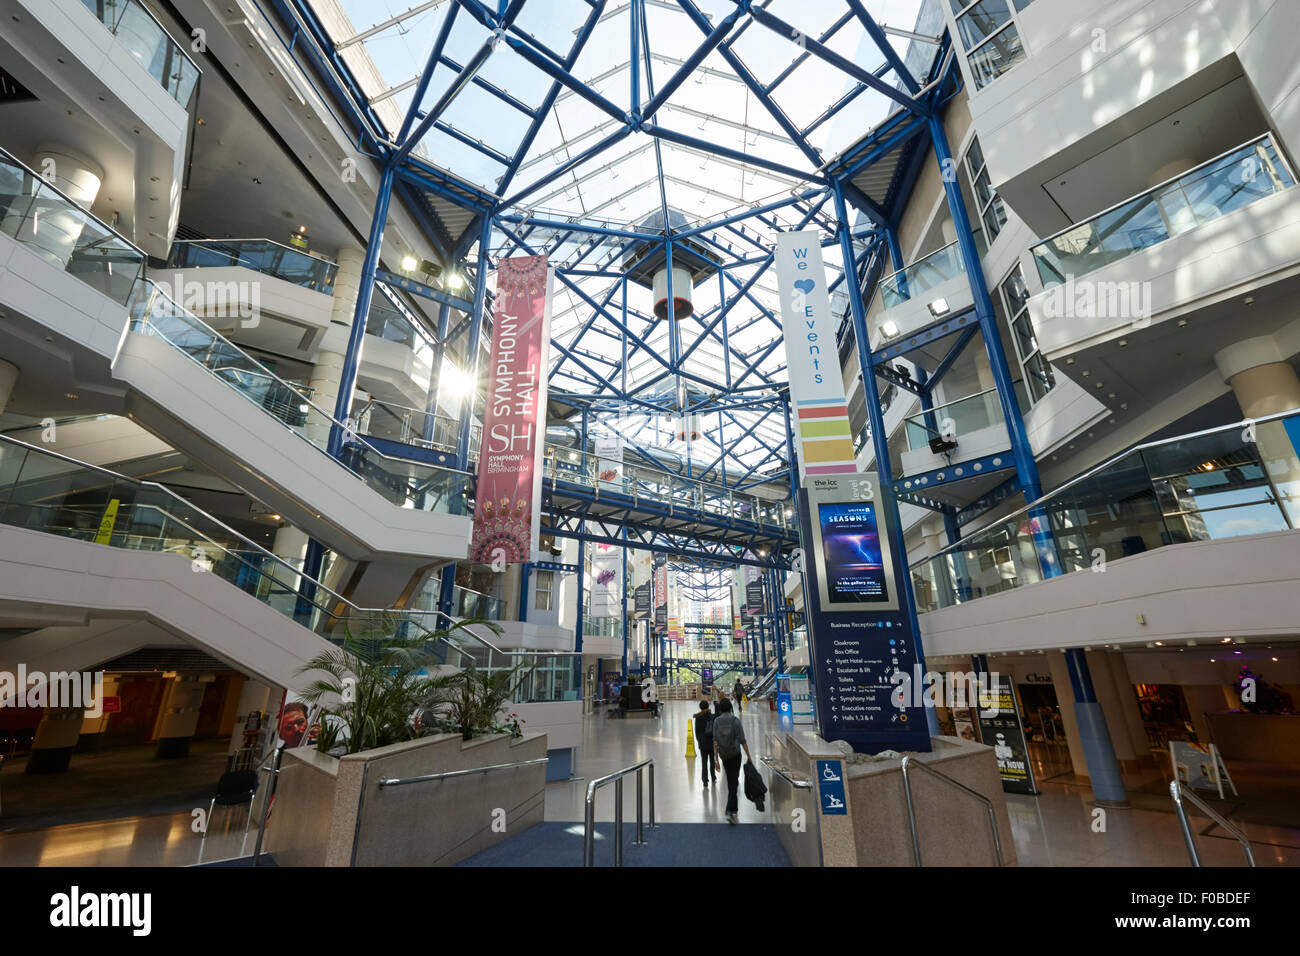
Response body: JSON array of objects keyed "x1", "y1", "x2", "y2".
[{"x1": 469, "y1": 254, "x2": 552, "y2": 565}]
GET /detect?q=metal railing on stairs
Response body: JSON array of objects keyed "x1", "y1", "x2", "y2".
[
  {"x1": 1170, "y1": 781, "x2": 1257, "y2": 867},
  {"x1": 584, "y1": 758, "x2": 656, "y2": 866},
  {"x1": 899, "y1": 755, "x2": 1004, "y2": 866}
]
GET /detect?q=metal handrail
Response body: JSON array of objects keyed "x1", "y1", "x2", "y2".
[
  {"x1": 378, "y1": 756, "x2": 548, "y2": 788},
  {"x1": 899, "y1": 755, "x2": 1003, "y2": 867},
  {"x1": 584, "y1": 758, "x2": 656, "y2": 866},
  {"x1": 0, "y1": 433, "x2": 494, "y2": 667},
  {"x1": 759, "y1": 755, "x2": 812, "y2": 790},
  {"x1": 130, "y1": 279, "x2": 472, "y2": 482},
  {"x1": 879, "y1": 238, "x2": 962, "y2": 290},
  {"x1": 909, "y1": 407, "x2": 1300, "y2": 570},
  {"x1": 1169, "y1": 781, "x2": 1256, "y2": 867},
  {"x1": 1031, "y1": 134, "x2": 1293, "y2": 250},
  {"x1": 171, "y1": 236, "x2": 337, "y2": 265}
]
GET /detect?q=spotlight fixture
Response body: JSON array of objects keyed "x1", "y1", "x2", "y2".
[{"x1": 927, "y1": 298, "x2": 950, "y2": 317}]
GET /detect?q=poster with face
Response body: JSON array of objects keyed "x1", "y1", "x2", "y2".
[{"x1": 275, "y1": 692, "x2": 320, "y2": 749}]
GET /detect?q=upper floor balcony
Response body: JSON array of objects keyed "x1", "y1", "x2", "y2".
[
  {"x1": 911, "y1": 408, "x2": 1300, "y2": 616},
  {"x1": 165, "y1": 238, "x2": 338, "y2": 294},
  {"x1": 77, "y1": 0, "x2": 200, "y2": 109},
  {"x1": 868, "y1": 235, "x2": 988, "y2": 354},
  {"x1": 1027, "y1": 134, "x2": 1300, "y2": 366}
]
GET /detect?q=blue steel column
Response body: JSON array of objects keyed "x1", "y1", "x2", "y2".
[
  {"x1": 330, "y1": 163, "x2": 395, "y2": 458},
  {"x1": 620, "y1": 528, "x2": 629, "y2": 682},
  {"x1": 1065, "y1": 648, "x2": 1129, "y2": 806},
  {"x1": 833, "y1": 181, "x2": 941, "y2": 737},
  {"x1": 927, "y1": 115, "x2": 1059, "y2": 578}
]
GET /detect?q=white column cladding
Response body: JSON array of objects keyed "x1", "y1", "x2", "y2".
[
  {"x1": 1084, "y1": 650, "x2": 1137, "y2": 762},
  {"x1": 308, "y1": 248, "x2": 366, "y2": 446},
  {"x1": 1046, "y1": 649, "x2": 1090, "y2": 777},
  {"x1": 1, "y1": 146, "x2": 104, "y2": 271}
]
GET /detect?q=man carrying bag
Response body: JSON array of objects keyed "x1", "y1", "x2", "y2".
[{"x1": 711, "y1": 699, "x2": 752, "y2": 824}]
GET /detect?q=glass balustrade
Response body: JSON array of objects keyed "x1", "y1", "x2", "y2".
[
  {"x1": 353, "y1": 398, "x2": 461, "y2": 453},
  {"x1": 79, "y1": 0, "x2": 200, "y2": 107},
  {"x1": 0, "y1": 434, "x2": 557, "y2": 677},
  {"x1": 0, "y1": 148, "x2": 145, "y2": 304},
  {"x1": 903, "y1": 387, "x2": 1006, "y2": 451},
  {"x1": 879, "y1": 241, "x2": 965, "y2": 309},
  {"x1": 1031, "y1": 135, "x2": 1297, "y2": 287},
  {"x1": 166, "y1": 239, "x2": 337, "y2": 293},
  {"x1": 538, "y1": 444, "x2": 791, "y2": 532},
  {"x1": 911, "y1": 411, "x2": 1300, "y2": 612},
  {"x1": 128, "y1": 280, "x2": 472, "y2": 516}
]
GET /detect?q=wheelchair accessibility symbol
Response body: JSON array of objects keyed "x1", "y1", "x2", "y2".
[{"x1": 816, "y1": 759, "x2": 847, "y2": 816}]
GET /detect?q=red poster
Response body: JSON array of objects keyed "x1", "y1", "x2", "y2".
[{"x1": 470, "y1": 254, "x2": 552, "y2": 565}]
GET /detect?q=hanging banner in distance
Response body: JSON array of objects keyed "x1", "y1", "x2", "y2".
[
  {"x1": 774, "y1": 230, "x2": 858, "y2": 479},
  {"x1": 470, "y1": 254, "x2": 552, "y2": 565}
]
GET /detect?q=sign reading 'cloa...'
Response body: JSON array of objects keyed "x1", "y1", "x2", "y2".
[{"x1": 774, "y1": 231, "x2": 857, "y2": 479}]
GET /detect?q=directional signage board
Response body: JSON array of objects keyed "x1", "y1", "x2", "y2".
[{"x1": 797, "y1": 473, "x2": 931, "y2": 753}]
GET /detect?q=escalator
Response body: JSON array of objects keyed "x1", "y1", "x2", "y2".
[{"x1": 0, "y1": 148, "x2": 472, "y2": 592}]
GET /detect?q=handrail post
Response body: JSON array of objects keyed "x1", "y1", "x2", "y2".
[
  {"x1": 1170, "y1": 781, "x2": 1202, "y2": 867},
  {"x1": 900, "y1": 757, "x2": 923, "y2": 866},
  {"x1": 649, "y1": 762, "x2": 656, "y2": 828},
  {"x1": 634, "y1": 767, "x2": 646, "y2": 845},
  {"x1": 584, "y1": 785, "x2": 596, "y2": 867},
  {"x1": 614, "y1": 777, "x2": 624, "y2": 867}
]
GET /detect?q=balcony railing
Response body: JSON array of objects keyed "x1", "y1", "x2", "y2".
[
  {"x1": 0, "y1": 432, "x2": 578, "y2": 700},
  {"x1": 1031, "y1": 135, "x2": 1297, "y2": 288},
  {"x1": 536, "y1": 444, "x2": 794, "y2": 534},
  {"x1": 910, "y1": 409, "x2": 1300, "y2": 612},
  {"x1": 0, "y1": 147, "x2": 145, "y2": 304},
  {"x1": 880, "y1": 241, "x2": 965, "y2": 309},
  {"x1": 128, "y1": 279, "x2": 473, "y2": 517},
  {"x1": 902, "y1": 382, "x2": 1030, "y2": 453},
  {"x1": 79, "y1": 0, "x2": 200, "y2": 108},
  {"x1": 165, "y1": 239, "x2": 337, "y2": 293}
]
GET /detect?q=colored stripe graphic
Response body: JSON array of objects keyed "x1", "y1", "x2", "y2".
[
  {"x1": 797, "y1": 404, "x2": 848, "y2": 419},
  {"x1": 799, "y1": 419, "x2": 852, "y2": 439},
  {"x1": 802, "y1": 438, "x2": 856, "y2": 463},
  {"x1": 806, "y1": 463, "x2": 858, "y2": 475}
]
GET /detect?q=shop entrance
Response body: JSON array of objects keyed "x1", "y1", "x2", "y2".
[{"x1": 1017, "y1": 681, "x2": 1071, "y2": 779}]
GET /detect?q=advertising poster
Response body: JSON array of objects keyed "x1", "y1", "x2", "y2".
[
  {"x1": 817, "y1": 501, "x2": 889, "y2": 605},
  {"x1": 1170, "y1": 741, "x2": 1234, "y2": 798},
  {"x1": 654, "y1": 562, "x2": 668, "y2": 629},
  {"x1": 634, "y1": 582, "x2": 650, "y2": 619},
  {"x1": 469, "y1": 254, "x2": 552, "y2": 565},
  {"x1": 975, "y1": 673, "x2": 1037, "y2": 794},
  {"x1": 594, "y1": 434, "x2": 624, "y2": 490},
  {"x1": 774, "y1": 230, "x2": 858, "y2": 479},
  {"x1": 590, "y1": 542, "x2": 622, "y2": 617}
]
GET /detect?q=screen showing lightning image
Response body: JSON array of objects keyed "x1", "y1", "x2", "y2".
[{"x1": 817, "y1": 502, "x2": 889, "y2": 604}]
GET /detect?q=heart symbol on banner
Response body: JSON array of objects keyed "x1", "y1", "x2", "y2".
[{"x1": 794, "y1": 278, "x2": 816, "y2": 295}]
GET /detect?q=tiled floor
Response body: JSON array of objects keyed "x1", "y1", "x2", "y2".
[{"x1": 1, "y1": 699, "x2": 1296, "y2": 866}]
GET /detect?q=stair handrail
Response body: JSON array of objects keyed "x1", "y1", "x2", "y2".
[
  {"x1": 584, "y1": 758, "x2": 655, "y2": 866},
  {"x1": 899, "y1": 754, "x2": 1004, "y2": 866},
  {"x1": 0, "y1": 433, "x2": 499, "y2": 664},
  {"x1": 1169, "y1": 780, "x2": 1256, "y2": 867}
]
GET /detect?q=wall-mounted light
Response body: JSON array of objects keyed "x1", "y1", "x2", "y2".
[
  {"x1": 447, "y1": 272, "x2": 465, "y2": 290},
  {"x1": 881, "y1": 319, "x2": 900, "y2": 338},
  {"x1": 400, "y1": 254, "x2": 418, "y2": 272},
  {"x1": 927, "y1": 298, "x2": 950, "y2": 317}
]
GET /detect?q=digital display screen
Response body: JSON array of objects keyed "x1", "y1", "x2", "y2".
[{"x1": 817, "y1": 501, "x2": 890, "y2": 605}]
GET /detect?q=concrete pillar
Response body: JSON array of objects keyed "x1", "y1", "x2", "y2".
[
  {"x1": 0, "y1": 359, "x2": 17, "y2": 414},
  {"x1": 1084, "y1": 650, "x2": 1136, "y2": 763},
  {"x1": 77, "y1": 674, "x2": 121, "y2": 752},
  {"x1": 1047, "y1": 650, "x2": 1089, "y2": 777},
  {"x1": 227, "y1": 679, "x2": 278, "y2": 763},
  {"x1": 1108, "y1": 652, "x2": 1151, "y2": 761},
  {"x1": 154, "y1": 675, "x2": 209, "y2": 759},
  {"x1": 19, "y1": 146, "x2": 105, "y2": 270},
  {"x1": 1216, "y1": 337, "x2": 1300, "y2": 525},
  {"x1": 1064, "y1": 648, "x2": 1128, "y2": 806},
  {"x1": 25, "y1": 708, "x2": 85, "y2": 774},
  {"x1": 308, "y1": 248, "x2": 365, "y2": 447},
  {"x1": 1180, "y1": 684, "x2": 1235, "y2": 746},
  {"x1": 270, "y1": 524, "x2": 310, "y2": 593}
]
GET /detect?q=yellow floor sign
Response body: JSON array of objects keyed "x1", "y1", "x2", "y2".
[{"x1": 685, "y1": 720, "x2": 696, "y2": 758}]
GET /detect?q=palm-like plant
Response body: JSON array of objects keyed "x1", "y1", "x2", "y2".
[{"x1": 296, "y1": 616, "x2": 502, "y2": 755}]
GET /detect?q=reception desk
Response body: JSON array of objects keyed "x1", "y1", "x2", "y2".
[{"x1": 1207, "y1": 712, "x2": 1300, "y2": 763}]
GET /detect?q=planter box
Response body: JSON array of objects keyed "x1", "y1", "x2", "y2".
[{"x1": 268, "y1": 731, "x2": 546, "y2": 866}]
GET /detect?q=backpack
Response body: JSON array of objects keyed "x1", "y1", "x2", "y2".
[{"x1": 713, "y1": 713, "x2": 743, "y2": 759}]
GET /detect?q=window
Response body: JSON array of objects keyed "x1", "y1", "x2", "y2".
[
  {"x1": 998, "y1": 265, "x2": 1055, "y2": 404},
  {"x1": 535, "y1": 570, "x2": 554, "y2": 611},
  {"x1": 951, "y1": 0, "x2": 1033, "y2": 89},
  {"x1": 964, "y1": 135, "x2": 1007, "y2": 244}
]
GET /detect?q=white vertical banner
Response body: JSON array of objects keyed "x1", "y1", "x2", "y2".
[
  {"x1": 774, "y1": 230, "x2": 858, "y2": 478},
  {"x1": 590, "y1": 542, "x2": 622, "y2": 617},
  {"x1": 594, "y1": 433, "x2": 624, "y2": 491}
]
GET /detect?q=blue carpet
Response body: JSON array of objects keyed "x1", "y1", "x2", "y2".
[{"x1": 455, "y1": 822, "x2": 792, "y2": 867}]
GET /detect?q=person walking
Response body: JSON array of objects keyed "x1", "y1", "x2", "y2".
[
  {"x1": 711, "y1": 699, "x2": 752, "y2": 824},
  {"x1": 732, "y1": 683, "x2": 743, "y2": 714},
  {"x1": 694, "y1": 700, "x2": 716, "y2": 788}
]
